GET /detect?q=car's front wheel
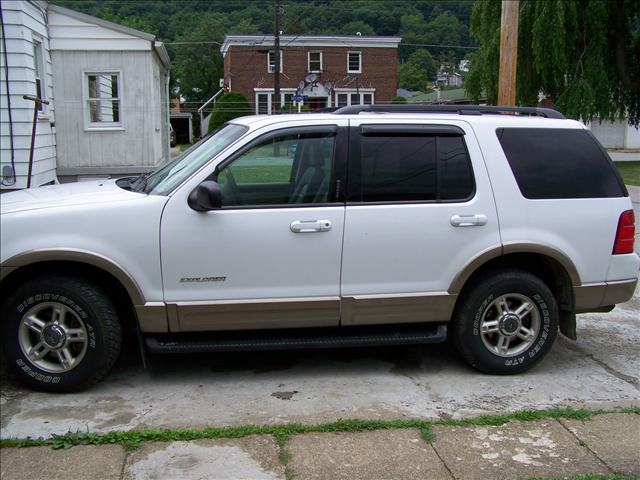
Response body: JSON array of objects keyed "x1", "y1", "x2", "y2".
[
  {"x1": 1, "y1": 275, "x2": 122, "y2": 392},
  {"x1": 451, "y1": 269, "x2": 559, "y2": 374}
]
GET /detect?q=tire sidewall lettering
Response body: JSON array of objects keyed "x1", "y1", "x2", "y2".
[{"x1": 13, "y1": 293, "x2": 97, "y2": 384}]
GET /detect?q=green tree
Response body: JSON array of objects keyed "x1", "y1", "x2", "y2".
[
  {"x1": 337, "y1": 20, "x2": 375, "y2": 35},
  {"x1": 208, "y1": 92, "x2": 252, "y2": 132},
  {"x1": 398, "y1": 49, "x2": 437, "y2": 91},
  {"x1": 466, "y1": 0, "x2": 640, "y2": 125},
  {"x1": 171, "y1": 13, "x2": 227, "y2": 107}
]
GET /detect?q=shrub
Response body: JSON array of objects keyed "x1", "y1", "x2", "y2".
[
  {"x1": 391, "y1": 96, "x2": 408, "y2": 104},
  {"x1": 208, "y1": 92, "x2": 252, "y2": 132}
]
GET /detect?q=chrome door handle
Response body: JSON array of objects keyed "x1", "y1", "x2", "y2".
[
  {"x1": 290, "y1": 219, "x2": 332, "y2": 233},
  {"x1": 450, "y1": 214, "x2": 488, "y2": 227}
]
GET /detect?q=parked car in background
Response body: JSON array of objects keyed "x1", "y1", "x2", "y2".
[{"x1": 1, "y1": 105, "x2": 637, "y2": 392}]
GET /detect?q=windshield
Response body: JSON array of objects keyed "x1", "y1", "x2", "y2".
[{"x1": 142, "y1": 123, "x2": 248, "y2": 195}]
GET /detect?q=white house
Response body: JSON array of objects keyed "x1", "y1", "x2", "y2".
[
  {"x1": 0, "y1": 1, "x2": 56, "y2": 189},
  {"x1": 0, "y1": 1, "x2": 171, "y2": 189}
]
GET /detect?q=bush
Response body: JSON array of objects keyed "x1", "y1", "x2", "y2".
[
  {"x1": 392, "y1": 96, "x2": 408, "y2": 104},
  {"x1": 208, "y1": 92, "x2": 252, "y2": 132},
  {"x1": 281, "y1": 103, "x2": 311, "y2": 113}
]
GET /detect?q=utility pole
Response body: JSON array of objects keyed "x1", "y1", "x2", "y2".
[
  {"x1": 273, "y1": 0, "x2": 281, "y2": 114},
  {"x1": 497, "y1": 0, "x2": 519, "y2": 106}
]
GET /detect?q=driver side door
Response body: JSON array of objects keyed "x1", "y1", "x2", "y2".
[{"x1": 160, "y1": 122, "x2": 348, "y2": 332}]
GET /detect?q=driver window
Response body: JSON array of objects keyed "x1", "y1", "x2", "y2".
[{"x1": 217, "y1": 131, "x2": 336, "y2": 207}]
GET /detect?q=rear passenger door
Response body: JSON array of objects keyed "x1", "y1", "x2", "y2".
[{"x1": 340, "y1": 120, "x2": 501, "y2": 325}]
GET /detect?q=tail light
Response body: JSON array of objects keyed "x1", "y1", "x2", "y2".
[{"x1": 613, "y1": 210, "x2": 636, "y2": 254}]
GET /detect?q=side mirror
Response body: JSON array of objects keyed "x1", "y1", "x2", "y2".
[{"x1": 188, "y1": 180, "x2": 223, "y2": 211}]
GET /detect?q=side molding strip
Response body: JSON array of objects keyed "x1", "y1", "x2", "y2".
[
  {"x1": 341, "y1": 292, "x2": 457, "y2": 326},
  {"x1": 170, "y1": 297, "x2": 341, "y2": 332}
]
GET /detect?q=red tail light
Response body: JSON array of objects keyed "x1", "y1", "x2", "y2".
[{"x1": 613, "y1": 210, "x2": 636, "y2": 254}]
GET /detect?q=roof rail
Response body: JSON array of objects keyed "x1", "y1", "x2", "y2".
[{"x1": 332, "y1": 104, "x2": 566, "y2": 119}]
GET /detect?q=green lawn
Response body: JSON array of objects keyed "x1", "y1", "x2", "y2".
[
  {"x1": 614, "y1": 161, "x2": 640, "y2": 186},
  {"x1": 224, "y1": 165, "x2": 292, "y2": 184},
  {"x1": 407, "y1": 88, "x2": 468, "y2": 103}
]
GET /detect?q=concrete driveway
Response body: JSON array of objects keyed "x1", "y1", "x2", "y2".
[{"x1": 1, "y1": 288, "x2": 638, "y2": 440}]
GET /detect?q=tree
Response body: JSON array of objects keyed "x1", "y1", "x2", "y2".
[
  {"x1": 171, "y1": 13, "x2": 228, "y2": 108},
  {"x1": 208, "y1": 92, "x2": 252, "y2": 132},
  {"x1": 392, "y1": 96, "x2": 408, "y2": 104},
  {"x1": 466, "y1": 0, "x2": 640, "y2": 125},
  {"x1": 398, "y1": 49, "x2": 437, "y2": 91},
  {"x1": 337, "y1": 21, "x2": 375, "y2": 36}
]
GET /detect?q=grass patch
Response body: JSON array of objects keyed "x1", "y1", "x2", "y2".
[
  {"x1": 526, "y1": 475, "x2": 638, "y2": 480},
  {"x1": 0, "y1": 407, "x2": 635, "y2": 451},
  {"x1": 614, "y1": 161, "x2": 640, "y2": 186}
]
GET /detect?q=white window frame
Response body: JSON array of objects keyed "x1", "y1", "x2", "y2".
[
  {"x1": 307, "y1": 50, "x2": 323, "y2": 73},
  {"x1": 31, "y1": 35, "x2": 47, "y2": 116},
  {"x1": 334, "y1": 89, "x2": 375, "y2": 107},
  {"x1": 82, "y1": 70, "x2": 124, "y2": 131},
  {"x1": 267, "y1": 50, "x2": 283, "y2": 73},
  {"x1": 347, "y1": 51, "x2": 362, "y2": 74},
  {"x1": 254, "y1": 89, "x2": 297, "y2": 114}
]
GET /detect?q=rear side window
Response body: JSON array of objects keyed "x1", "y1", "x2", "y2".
[
  {"x1": 497, "y1": 128, "x2": 626, "y2": 199},
  {"x1": 350, "y1": 129, "x2": 475, "y2": 202}
]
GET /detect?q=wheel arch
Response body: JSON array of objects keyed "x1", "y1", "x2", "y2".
[
  {"x1": 0, "y1": 249, "x2": 145, "y2": 338},
  {"x1": 449, "y1": 243, "x2": 580, "y2": 339}
]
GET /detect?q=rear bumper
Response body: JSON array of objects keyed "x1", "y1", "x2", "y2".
[{"x1": 574, "y1": 278, "x2": 638, "y2": 313}]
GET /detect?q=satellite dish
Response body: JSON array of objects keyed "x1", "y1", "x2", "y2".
[
  {"x1": 298, "y1": 81, "x2": 305, "y2": 90},
  {"x1": 305, "y1": 73, "x2": 318, "y2": 83},
  {"x1": 325, "y1": 81, "x2": 333, "y2": 90}
]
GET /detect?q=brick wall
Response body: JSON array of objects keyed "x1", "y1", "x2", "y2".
[{"x1": 224, "y1": 45, "x2": 398, "y2": 110}]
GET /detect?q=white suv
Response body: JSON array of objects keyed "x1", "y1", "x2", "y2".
[{"x1": 1, "y1": 105, "x2": 638, "y2": 392}]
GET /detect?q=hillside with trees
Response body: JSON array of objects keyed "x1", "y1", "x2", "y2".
[{"x1": 56, "y1": 0, "x2": 475, "y2": 107}]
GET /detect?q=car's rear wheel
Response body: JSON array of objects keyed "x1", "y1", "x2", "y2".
[
  {"x1": 1, "y1": 275, "x2": 122, "y2": 392},
  {"x1": 451, "y1": 269, "x2": 559, "y2": 374}
]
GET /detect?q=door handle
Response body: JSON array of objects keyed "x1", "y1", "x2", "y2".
[
  {"x1": 450, "y1": 214, "x2": 488, "y2": 227},
  {"x1": 290, "y1": 220, "x2": 332, "y2": 233}
]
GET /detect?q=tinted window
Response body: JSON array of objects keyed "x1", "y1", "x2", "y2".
[
  {"x1": 217, "y1": 132, "x2": 336, "y2": 206},
  {"x1": 354, "y1": 133, "x2": 474, "y2": 202},
  {"x1": 497, "y1": 128, "x2": 625, "y2": 199},
  {"x1": 439, "y1": 136, "x2": 475, "y2": 200}
]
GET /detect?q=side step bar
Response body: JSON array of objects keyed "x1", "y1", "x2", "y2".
[{"x1": 145, "y1": 324, "x2": 447, "y2": 354}]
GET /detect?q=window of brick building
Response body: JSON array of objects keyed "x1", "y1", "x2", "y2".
[
  {"x1": 347, "y1": 51, "x2": 362, "y2": 73},
  {"x1": 308, "y1": 51, "x2": 322, "y2": 72},
  {"x1": 267, "y1": 50, "x2": 283, "y2": 73}
]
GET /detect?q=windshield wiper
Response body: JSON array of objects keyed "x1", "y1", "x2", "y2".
[{"x1": 129, "y1": 172, "x2": 152, "y2": 192}]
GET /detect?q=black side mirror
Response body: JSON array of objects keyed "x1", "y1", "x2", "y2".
[{"x1": 188, "y1": 180, "x2": 223, "y2": 211}]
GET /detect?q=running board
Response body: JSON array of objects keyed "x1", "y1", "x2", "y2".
[{"x1": 145, "y1": 324, "x2": 447, "y2": 354}]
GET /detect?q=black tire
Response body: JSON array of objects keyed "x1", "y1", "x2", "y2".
[
  {"x1": 451, "y1": 269, "x2": 558, "y2": 374},
  {"x1": 1, "y1": 275, "x2": 122, "y2": 392}
]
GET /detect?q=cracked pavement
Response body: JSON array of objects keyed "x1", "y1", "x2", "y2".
[{"x1": 1, "y1": 286, "x2": 638, "y2": 439}]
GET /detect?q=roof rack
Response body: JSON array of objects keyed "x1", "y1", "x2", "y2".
[{"x1": 332, "y1": 104, "x2": 566, "y2": 119}]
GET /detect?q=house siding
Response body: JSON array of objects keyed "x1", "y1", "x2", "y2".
[
  {"x1": 52, "y1": 50, "x2": 166, "y2": 171},
  {"x1": 47, "y1": 7, "x2": 170, "y2": 176},
  {"x1": 0, "y1": 0, "x2": 56, "y2": 189}
]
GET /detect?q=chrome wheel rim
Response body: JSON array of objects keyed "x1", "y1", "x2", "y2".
[
  {"x1": 18, "y1": 302, "x2": 88, "y2": 373},
  {"x1": 480, "y1": 293, "x2": 540, "y2": 357}
]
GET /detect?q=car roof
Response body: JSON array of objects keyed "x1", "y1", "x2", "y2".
[{"x1": 230, "y1": 112, "x2": 584, "y2": 131}]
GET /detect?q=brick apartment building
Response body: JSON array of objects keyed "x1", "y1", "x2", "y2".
[{"x1": 220, "y1": 34, "x2": 401, "y2": 113}]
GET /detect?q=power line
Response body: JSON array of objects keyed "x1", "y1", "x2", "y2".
[{"x1": 166, "y1": 40, "x2": 477, "y2": 49}]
